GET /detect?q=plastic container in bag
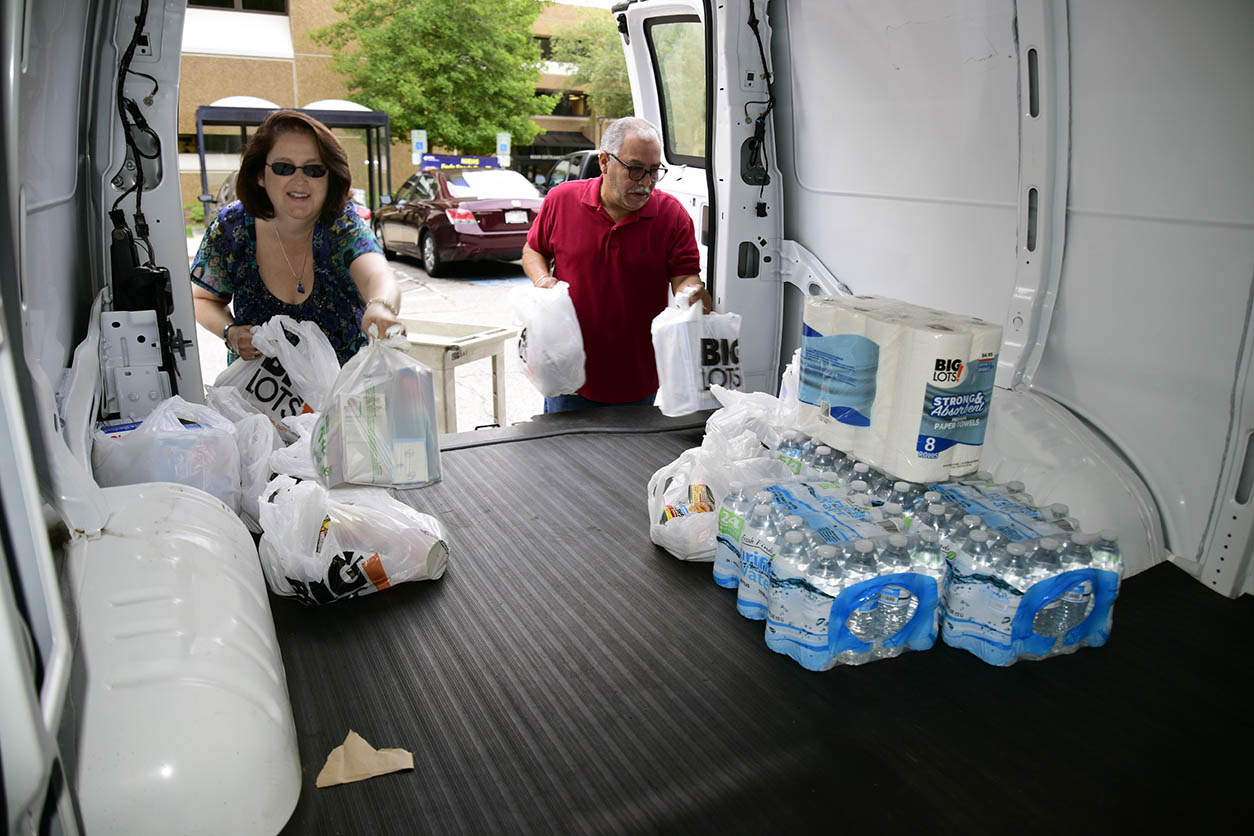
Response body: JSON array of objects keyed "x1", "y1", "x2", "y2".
[
  {"x1": 91, "y1": 396, "x2": 241, "y2": 512},
  {"x1": 312, "y1": 334, "x2": 441, "y2": 489}
]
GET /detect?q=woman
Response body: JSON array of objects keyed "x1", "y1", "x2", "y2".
[{"x1": 190, "y1": 110, "x2": 401, "y2": 366}]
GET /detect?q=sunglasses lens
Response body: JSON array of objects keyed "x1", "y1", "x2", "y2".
[
  {"x1": 305, "y1": 165, "x2": 327, "y2": 178},
  {"x1": 269, "y1": 162, "x2": 295, "y2": 175}
]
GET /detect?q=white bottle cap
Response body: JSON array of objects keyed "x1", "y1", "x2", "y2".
[
  {"x1": 854, "y1": 462, "x2": 870, "y2": 473},
  {"x1": 924, "y1": 490, "x2": 942, "y2": 501},
  {"x1": 968, "y1": 529, "x2": 990, "y2": 542},
  {"x1": 928, "y1": 503, "x2": 945, "y2": 514},
  {"x1": 917, "y1": 529, "x2": 939, "y2": 543},
  {"x1": 784, "y1": 530, "x2": 804, "y2": 544},
  {"x1": 815, "y1": 545, "x2": 839, "y2": 560},
  {"x1": 963, "y1": 514, "x2": 982, "y2": 527},
  {"x1": 894, "y1": 481, "x2": 912, "y2": 492},
  {"x1": 755, "y1": 490, "x2": 773, "y2": 503},
  {"x1": 752, "y1": 505, "x2": 771, "y2": 518},
  {"x1": 1007, "y1": 542, "x2": 1028, "y2": 556},
  {"x1": 784, "y1": 515, "x2": 805, "y2": 528},
  {"x1": 1051, "y1": 503, "x2": 1070, "y2": 516},
  {"x1": 1007, "y1": 480, "x2": 1026, "y2": 492},
  {"x1": 1099, "y1": 529, "x2": 1118, "y2": 541},
  {"x1": 816, "y1": 445, "x2": 832, "y2": 455},
  {"x1": 850, "y1": 480, "x2": 869, "y2": 493},
  {"x1": 889, "y1": 533, "x2": 908, "y2": 548},
  {"x1": 1038, "y1": 537, "x2": 1060, "y2": 551},
  {"x1": 854, "y1": 539, "x2": 874, "y2": 553},
  {"x1": 883, "y1": 503, "x2": 903, "y2": 515}
]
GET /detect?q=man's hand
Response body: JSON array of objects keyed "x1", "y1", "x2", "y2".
[
  {"x1": 672, "y1": 276, "x2": 713, "y2": 313},
  {"x1": 533, "y1": 273, "x2": 559, "y2": 289}
]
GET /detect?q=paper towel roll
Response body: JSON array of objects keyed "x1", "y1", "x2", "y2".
[
  {"x1": 880, "y1": 321, "x2": 974, "y2": 483},
  {"x1": 852, "y1": 311, "x2": 909, "y2": 466},
  {"x1": 799, "y1": 297, "x2": 877, "y2": 453}
]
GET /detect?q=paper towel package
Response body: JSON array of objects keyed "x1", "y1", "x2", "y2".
[{"x1": 798, "y1": 295, "x2": 1002, "y2": 482}]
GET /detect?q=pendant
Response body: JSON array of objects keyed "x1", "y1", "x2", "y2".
[{"x1": 297, "y1": 280, "x2": 305, "y2": 294}]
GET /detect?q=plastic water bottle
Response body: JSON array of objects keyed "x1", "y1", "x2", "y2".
[
  {"x1": 958, "y1": 529, "x2": 995, "y2": 574},
  {"x1": 834, "y1": 455, "x2": 858, "y2": 485},
  {"x1": 994, "y1": 541, "x2": 1034, "y2": 592},
  {"x1": 765, "y1": 530, "x2": 815, "y2": 654},
  {"x1": 781, "y1": 514, "x2": 824, "y2": 549},
  {"x1": 851, "y1": 462, "x2": 872, "y2": 490},
  {"x1": 1044, "y1": 502, "x2": 1070, "y2": 521},
  {"x1": 1057, "y1": 533, "x2": 1095, "y2": 632},
  {"x1": 811, "y1": 445, "x2": 838, "y2": 475},
  {"x1": 1055, "y1": 516, "x2": 1081, "y2": 533},
  {"x1": 776, "y1": 432, "x2": 804, "y2": 473},
  {"x1": 1092, "y1": 530, "x2": 1123, "y2": 575},
  {"x1": 713, "y1": 487, "x2": 754, "y2": 588},
  {"x1": 737, "y1": 504, "x2": 781, "y2": 620},
  {"x1": 909, "y1": 529, "x2": 946, "y2": 575},
  {"x1": 887, "y1": 481, "x2": 918, "y2": 515},
  {"x1": 802, "y1": 544, "x2": 846, "y2": 668},
  {"x1": 1031, "y1": 537, "x2": 1065, "y2": 638},
  {"x1": 874, "y1": 534, "x2": 916, "y2": 654},
  {"x1": 842, "y1": 539, "x2": 880, "y2": 644}
]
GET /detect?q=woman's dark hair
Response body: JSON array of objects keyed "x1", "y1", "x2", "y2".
[{"x1": 236, "y1": 109, "x2": 351, "y2": 224}]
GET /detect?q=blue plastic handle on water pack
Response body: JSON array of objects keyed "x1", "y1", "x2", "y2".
[
  {"x1": 825, "y1": 573, "x2": 940, "y2": 656},
  {"x1": 1010, "y1": 568, "x2": 1120, "y2": 655}
]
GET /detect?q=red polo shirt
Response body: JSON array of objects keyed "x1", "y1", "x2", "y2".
[{"x1": 527, "y1": 176, "x2": 701, "y2": 403}]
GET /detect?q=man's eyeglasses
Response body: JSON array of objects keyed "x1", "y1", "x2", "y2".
[
  {"x1": 607, "y1": 153, "x2": 667, "y2": 183},
  {"x1": 267, "y1": 162, "x2": 328, "y2": 178}
]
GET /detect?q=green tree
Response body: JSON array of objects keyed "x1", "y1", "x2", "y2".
[
  {"x1": 547, "y1": 13, "x2": 633, "y2": 120},
  {"x1": 313, "y1": 0, "x2": 557, "y2": 154}
]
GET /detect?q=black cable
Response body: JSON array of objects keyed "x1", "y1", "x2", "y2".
[{"x1": 114, "y1": 0, "x2": 157, "y2": 264}]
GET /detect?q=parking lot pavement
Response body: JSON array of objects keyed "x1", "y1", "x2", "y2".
[
  {"x1": 192, "y1": 235, "x2": 546, "y2": 433},
  {"x1": 388, "y1": 255, "x2": 545, "y2": 431}
]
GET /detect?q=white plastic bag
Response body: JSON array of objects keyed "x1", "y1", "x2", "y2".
[
  {"x1": 235, "y1": 413, "x2": 281, "y2": 533},
  {"x1": 510, "y1": 281, "x2": 586, "y2": 397},
  {"x1": 269, "y1": 412, "x2": 322, "y2": 481},
  {"x1": 697, "y1": 310, "x2": 744, "y2": 411},
  {"x1": 213, "y1": 315, "x2": 341, "y2": 427},
  {"x1": 92, "y1": 395, "x2": 241, "y2": 511},
  {"x1": 312, "y1": 333, "x2": 441, "y2": 489},
  {"x1": 650, "y1": 286, "x2": 704, "y2": 417},
  {"x1": 646, "y1": 447, "x2": 794, "y2": 561},
  {"x1": 257, "y1": 474, "x2": 449, "y2": 605}
]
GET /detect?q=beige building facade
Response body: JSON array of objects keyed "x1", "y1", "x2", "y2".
[{"x1": 179, "y1": 0, "x2": 606, "y2": 215}]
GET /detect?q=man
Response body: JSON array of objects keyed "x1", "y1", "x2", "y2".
[{"x1": 522, "y1": 116, "x2": 713, "y2": 413}]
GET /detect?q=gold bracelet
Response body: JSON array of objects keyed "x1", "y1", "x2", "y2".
[{"x1": 366, "y1": 296, "x2": 399, "y2": 316}]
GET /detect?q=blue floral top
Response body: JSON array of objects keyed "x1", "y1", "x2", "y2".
[{"x1": 190, "y1": 200, "x2": 383, "y2": 365}]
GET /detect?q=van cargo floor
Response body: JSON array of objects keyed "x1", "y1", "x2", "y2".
[{"x1": 271, "y1": 414, "x2": 1251, "y2": 834}]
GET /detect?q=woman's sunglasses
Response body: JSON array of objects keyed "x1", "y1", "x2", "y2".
[{"x1": 266, "y1": 162, "x2": 328, "y2": 177}]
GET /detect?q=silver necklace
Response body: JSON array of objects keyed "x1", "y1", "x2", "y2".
[{"x1": 273, "y1": 224, "x2": 312, "y2": 295}]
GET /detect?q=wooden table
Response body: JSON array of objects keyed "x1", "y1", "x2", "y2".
[{"x1": 399, "y1": 319, "x2": 520, "y2": 433}]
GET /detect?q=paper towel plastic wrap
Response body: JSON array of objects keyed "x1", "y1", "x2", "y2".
[{"x1": 798, "y1": 295, "x2": 1002, "y2": 482}]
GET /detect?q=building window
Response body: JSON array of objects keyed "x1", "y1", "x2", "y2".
[
  {"x1": 551, "y1": 92, "x2": 589, "y2": 118},
  {"x1": 188, "y1": 1, "x2": 289, "y2": 13},
  {"x1": 535, "y1": 37, "x2": 553, "y2": 61}
]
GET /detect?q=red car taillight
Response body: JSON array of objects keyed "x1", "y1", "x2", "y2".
[{"x1": 446, "y1": 207, "x2": 476, "y2": 224}]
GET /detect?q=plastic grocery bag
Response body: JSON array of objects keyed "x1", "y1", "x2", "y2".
[
  {"x1": 213, "y1": 315, "x2": 340, "y2": 429},
  {"x1": 651, "y1": 286, "x2": 704, "y2": 417},
  {"x1": 697, "y1": 310, "x2": 744, "y2": 411},
  {"x1": 92, "y1": 395, "x2": 241, "y2": 511},
  {"x1": 510, "y1": 280, "x2": 586, "y2": 397},
  {"x1": 269, "y1": 412, "x2": 322, "y2": 481},
  {"x1": 312, "y1": 332, "x2": 441, "y2": 489},
  {"x1": 235, "y1": 413, "x2": 281, "y2": 533},
  {"x1": 258, "y1": 475, "x2": 449, "y2": 605},
  {"x1": 646, "y1": 447, "x2": 793, "y2": 561}
]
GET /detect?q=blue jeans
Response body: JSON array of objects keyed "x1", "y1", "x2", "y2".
[{"x1": 543, "y1": 392, "x2": 657, "y2": 414}]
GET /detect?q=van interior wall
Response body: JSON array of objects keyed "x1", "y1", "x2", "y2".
[{"x1": 768, "y1": 0, "x2": 1254, "y2": 584}]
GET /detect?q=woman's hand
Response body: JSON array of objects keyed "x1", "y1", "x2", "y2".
[
  {"x1": 226, "y1": 324, "x2": 260, "y2": 360},
  {"x1": 361, "y1": 299, "x2": 402, "y2": 338}
]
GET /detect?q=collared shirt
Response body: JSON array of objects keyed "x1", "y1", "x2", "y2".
[{"x1": 526, "y1": 176, "x2": 701, "y2": 402}]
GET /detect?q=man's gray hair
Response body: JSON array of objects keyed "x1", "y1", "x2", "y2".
[{"x1": 600, "y1": 117, "x2": 662, "y2": 155}]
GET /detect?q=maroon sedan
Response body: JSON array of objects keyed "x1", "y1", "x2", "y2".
[{"x1": 374, "y1": 167, "x2": 542, "y2": 276}]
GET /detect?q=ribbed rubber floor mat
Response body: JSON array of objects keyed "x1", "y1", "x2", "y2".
[{"x1": 273, "y1": 426, "x2": 1253, "y2": 835}]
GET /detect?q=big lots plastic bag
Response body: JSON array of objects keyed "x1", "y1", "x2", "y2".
[
  {"x1": 312, "y1": 332, "x2": 441, "y2": 489},
  {"x1": 647, "y1": 447, "x2": 793, "y2": 561},
  {"x1": 91, "y1": 395, "x2": 241, "y2": 511},
  {"x1": 257, "y1": 474, "x2": 449, "y2": 605},
  {"x1": 697, "y1": 310, "x2": 744, "y2": 411},
  {"x1": 510, "y1": 280, "x2": 586, "y2": 397},
  {"x1": 213, "y1": 314, "x2": 340, "y2": 431},
  {"x1": 650, "y1": 286, "x2": 704, "y2": 417},
  {"x1": 234, "y1": 413, "x2": 281, "y2": 534}
]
